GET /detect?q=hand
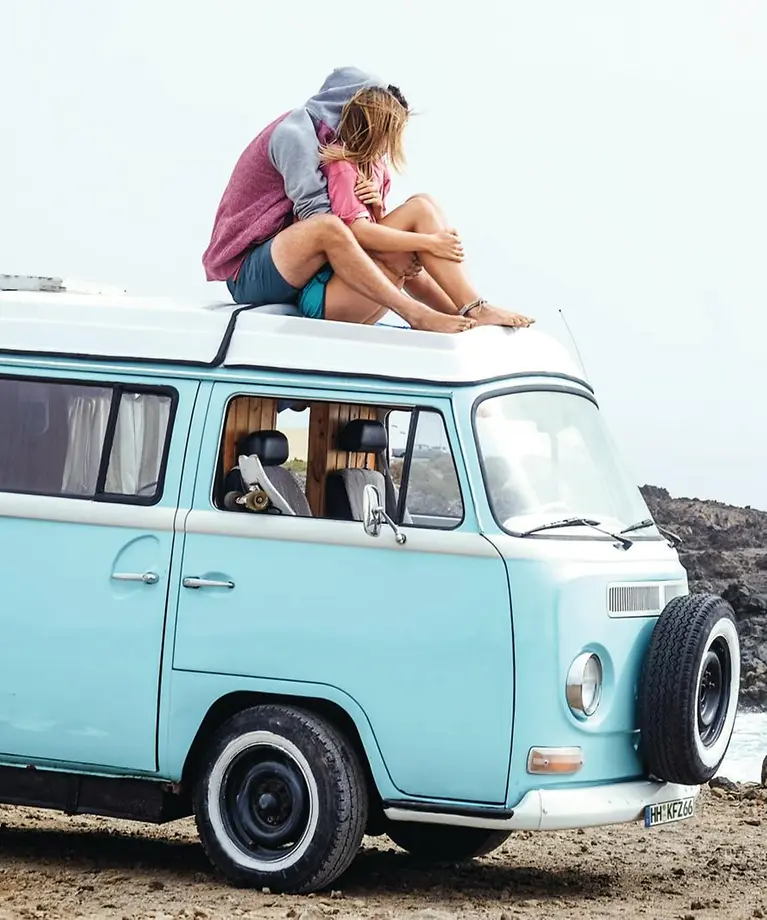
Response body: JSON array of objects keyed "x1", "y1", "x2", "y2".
[
  {"x1": 426, "y1": 229, "x2": 464, "y2": 261},
  {"x1": 402, "y1": 255, "x2": 423, "y2": 279},
  {"x1": 376, "y1": 252, "x2": 423, "y2": 280},
  {"x1": 354, "y1": 176, "x2": 384, "y2": 211}
]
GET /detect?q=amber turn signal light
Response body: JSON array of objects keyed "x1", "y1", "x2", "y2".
[{"x1": 527, "y1": 746, "x2": 584, "y2": 775}]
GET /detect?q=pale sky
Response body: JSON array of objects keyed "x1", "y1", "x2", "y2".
[{"x1": 3, "y1": 1, "x2": 766, "y2": 509}]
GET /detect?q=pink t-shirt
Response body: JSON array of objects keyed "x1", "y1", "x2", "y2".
[{"x1": 321, "y1": 158, "x2": 391, "y2": 225}]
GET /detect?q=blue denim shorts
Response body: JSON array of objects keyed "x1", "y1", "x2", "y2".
[
  {"x1": 227, "y1": 239, "x2": 333, "y2": 320},
  {"x1": 227, "y1": 238, "x2": 301, "y2": 307}
]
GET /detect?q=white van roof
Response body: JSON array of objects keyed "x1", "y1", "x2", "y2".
[{"x1": 0, "y1": 287, "x2": 588, "y2": 387}]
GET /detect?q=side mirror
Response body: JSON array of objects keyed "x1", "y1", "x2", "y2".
[
  {"x1": 362, "y1": 484, "x2": 406, "y2": 545},
  {"x1": 362, "y1": 484, "x2": 383, "y2": 538}
]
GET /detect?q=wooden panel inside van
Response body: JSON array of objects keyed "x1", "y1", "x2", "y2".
[
  {"x1": 222, "y1": 397, "x2": 277, "y2": 473},
  {"x1": 306, "y1": 403, "x2": 379, "y2": 517}
]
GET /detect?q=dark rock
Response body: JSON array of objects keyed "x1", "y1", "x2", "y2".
[
  {"x1": 641, "y1": 485, "x2": 767, "y2": 709},
  {"x1": 709, "y1": 776, "x2": 739, "y2": 792}
]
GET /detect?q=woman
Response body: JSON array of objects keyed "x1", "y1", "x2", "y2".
[{"x1": 297, "y1": 85, "x2": 535, "y2": 330}]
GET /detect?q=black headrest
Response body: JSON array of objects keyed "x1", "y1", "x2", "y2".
[
  {"x1": 277, "y1": 399, "x2": 310, "y2": 414},
  {"x1": 338, "y1": 419, "x2": 388, "y2": 453},
  {"x1": 236, "y1": 430, "x2": 289, "y2": 467}
]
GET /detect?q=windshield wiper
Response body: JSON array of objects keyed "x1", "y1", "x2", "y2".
[
  {"x1": 621, "y1": 518, "x2": 682, "y2": 548},
  {"x1": 517, "y1": 517, "x2": 633, "y2": 549}
]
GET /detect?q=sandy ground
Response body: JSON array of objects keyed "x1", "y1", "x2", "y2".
[{"x1": 0, "y1": 785, "x2": 764, "y2": 920}]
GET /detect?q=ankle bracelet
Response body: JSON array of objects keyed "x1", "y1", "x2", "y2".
[{"x1": 459, "y1": 298, "x2": 487, "y2": 316}]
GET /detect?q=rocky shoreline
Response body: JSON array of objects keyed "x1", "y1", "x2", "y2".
[{"x1": 641, "y1": 486, "x2": 767, "y2": 710}]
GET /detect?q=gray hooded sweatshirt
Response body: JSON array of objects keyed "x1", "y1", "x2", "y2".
[{"x1": 203, "y1": 66, "x2": 387, "y2": 281}]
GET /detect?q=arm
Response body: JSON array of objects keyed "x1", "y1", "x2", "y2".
[
  {"x1": 350, "y1": 220, "x2": 435, "y2": 254},
  {"x1": 325, "y1": 161, "x2": 436, "y2": 253},
  {"x1": 268, "y1": 110, "x2": 331, "y2": 220}
]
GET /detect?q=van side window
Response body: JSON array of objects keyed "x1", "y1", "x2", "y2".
[
  {"x1": 215, "y1": 397, "x2": 463, "y2": 530},
  {"x1": 0, "y1": 377, "x2": 174, "y2": 501},
  {"x1": 103, "y1": 392, "x2": 173, "y2": 498},
  {"x1": 388, "y1": 409, "x2": 464, "y2": 529}
]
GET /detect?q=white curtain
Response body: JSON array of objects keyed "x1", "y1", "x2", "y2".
[
  {"x1": 61, "y1": 394, "x2": 112, "y2": 495},
  {"x1": 61, "y1": 392, "x2": 170, "y2": 497},
  {"x1": 106, "y1": 393, "x2": 171, "y2": 496}
]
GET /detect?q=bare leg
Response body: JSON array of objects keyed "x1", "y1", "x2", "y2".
[
  {"x1": 409, "y1": 192, "x2": 450, "y2": 224},
  {"x1": 324, "y1": 259, "x2": 406, "y2": 326},
  {"x1": 363, "y1": 250, "x2": 455, "y2": 312},
  {"x1": 404, "y1": 270, "x2": 457, "y2": 314},
  {"x1": 379, "y1": 197, "x2": 534, "y2": 328},
  {"x1": 270, "y1": 215, "x2": 474, "y2": 334}
]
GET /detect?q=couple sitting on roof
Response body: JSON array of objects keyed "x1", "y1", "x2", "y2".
[{"x1": 202, "y1": 67, "x2": 534, "y2": 335}]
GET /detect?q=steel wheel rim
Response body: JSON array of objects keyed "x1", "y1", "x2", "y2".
[
  {"x1": 697, "y1": 637, "x2": 731, "y2": 747},
  {"x1": 220, "y1": 745, "x2": 312, "y2": 862}
]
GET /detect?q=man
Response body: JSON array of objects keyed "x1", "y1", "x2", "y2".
[{"x1": 202, "y1": 67, "x2": 474, "y2": 333}]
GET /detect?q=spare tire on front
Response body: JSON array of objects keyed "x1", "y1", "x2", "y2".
[{"x1": 638, "y1": 593, "x2": 740, "y2": 785}]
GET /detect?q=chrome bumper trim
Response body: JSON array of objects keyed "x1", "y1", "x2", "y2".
[{"x1": 383, "y1": 780, "x2": 700, "y2": 831}]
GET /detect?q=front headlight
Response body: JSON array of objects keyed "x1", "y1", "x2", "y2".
[{"x1": 566, "y1": 652, "x2": 603, "y2": 717}]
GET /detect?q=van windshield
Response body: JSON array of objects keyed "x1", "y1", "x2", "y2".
[{"x1": 474, "y1": 389, "x2": 657, "y2": 538}]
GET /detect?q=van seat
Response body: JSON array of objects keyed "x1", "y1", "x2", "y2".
[
  {"x1": 225, "y1": 430, "x2": 312, "y2": 517},
  {"x1": 325, "y1": 419, "x2": 391, "y2": 522}
]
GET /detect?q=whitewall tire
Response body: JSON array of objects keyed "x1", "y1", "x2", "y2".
[{"x1": 194, "y1": 705, "x2": 368, "y2": 893}]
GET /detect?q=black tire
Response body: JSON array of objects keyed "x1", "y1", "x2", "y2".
[
  {"x1": 638, "y1": 594, "x2": 740, "y2": 785},
  {"x1": 194, "y1": 705, "x2": 368, "y2": 893},
  {"x1": 385, "y1": 820, "x2": 510, "y2": 862}
]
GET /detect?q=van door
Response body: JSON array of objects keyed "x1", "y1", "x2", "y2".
[
  {"x1": 0, "y1": 369, "x2": 198, "y2": 771},
  {"x1": 173, "y1": 383, "x2": 513, "y2": 804}
]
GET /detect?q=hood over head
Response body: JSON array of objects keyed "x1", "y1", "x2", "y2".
[{"x1": 304, "y1": 66, "x2": 388, "y2": 131}]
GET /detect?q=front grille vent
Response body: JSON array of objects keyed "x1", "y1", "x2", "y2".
[
  {"x1": 608, "y1": 584, "x2": 662, "y2": 616},
  {"x1": 607, "y1": 581, "x2": 687, "y2": 618}
]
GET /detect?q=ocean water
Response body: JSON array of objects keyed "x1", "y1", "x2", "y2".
[{"x1": 718, "y1": 710, "x2": 767, "y2": 783}]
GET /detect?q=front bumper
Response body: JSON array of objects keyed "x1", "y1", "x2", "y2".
[{"x1": 384, "y1": 780, "x2": 700, "y2": 831}]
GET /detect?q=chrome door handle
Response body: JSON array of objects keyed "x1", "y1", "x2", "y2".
[
  {"x1": 183, "y1": 577, "x2": 235, "y2": 590},
  {"x1": 112, "y1": 572, "x2": 159, "y2": 585}
]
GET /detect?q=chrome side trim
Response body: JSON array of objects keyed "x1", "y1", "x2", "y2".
[
  {"x1": 382, "y1": 799, "x2": 514, "y2": 821},
  {"x1": 383, "y1": 780, "x2": 699, "y2": 831},
  {"x1": 0, "y1": 492, "x2": 177, "y2": 531},
  {"x1": 183, "y1": 509, "x2": 498, "y2": 557}
]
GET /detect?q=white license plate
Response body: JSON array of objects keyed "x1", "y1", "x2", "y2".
[{"x1": 644, "y1": 796, "x2": 696, "y2": 827}]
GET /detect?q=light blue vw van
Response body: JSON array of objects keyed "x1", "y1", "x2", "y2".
[{"x1": 0, "y1": 275, "x2": 741, "y2": 893}]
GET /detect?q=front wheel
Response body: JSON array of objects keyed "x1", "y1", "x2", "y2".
[
  {"x1": 194, "y1": 705, "x2": 368, "y2": 893},
  {"x1": 638, "y1": 594, "x2": 740, "y2": 785},
  {"x1": 385, "y1": 820, "x2": 510, "y2": 862}
]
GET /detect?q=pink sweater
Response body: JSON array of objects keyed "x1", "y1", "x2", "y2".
[
  {"x1": 202, "y1": 67, "x2": 387, "y2": 282},
  {"x1": 202, "y1": 114, "x2": 293, "y2": 281},
  {"x1": 323, "y1": 158, "x2": 391, "y2": 225}
]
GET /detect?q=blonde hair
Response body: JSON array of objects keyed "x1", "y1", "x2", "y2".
[{"x1": 320, "y1": 87, "x2": 409, "y2": 178}]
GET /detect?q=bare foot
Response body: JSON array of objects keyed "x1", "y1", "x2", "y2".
[
  {"x1": 408, "y1": 308, "x2": 476, "y2": 334},
  {"x1": 470, "y1": 303, "x2": 535, "y2": 328}
]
